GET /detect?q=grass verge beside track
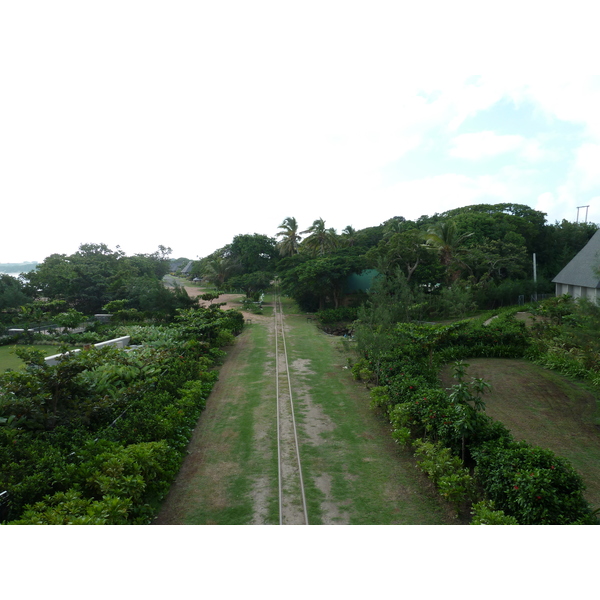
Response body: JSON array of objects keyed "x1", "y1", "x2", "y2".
[
  {"x1": 155, "y1": 322, "x2": 278, "y2": 524},
  {"x1": 156, "y1": 298, "x2": 457, "y2": 524},
  {"x1": 281, "y1": 299, "x2": 454, "y2": 524}
]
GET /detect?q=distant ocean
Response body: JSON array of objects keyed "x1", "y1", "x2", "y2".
[
  {"x1": 0, "y1": 271, "x2": 24, "y2": 277},
  {"x1": 0, "y1": 265, "x2": 38, "y2": 277}
]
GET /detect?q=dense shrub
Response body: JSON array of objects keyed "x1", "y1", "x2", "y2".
[
  {"x1": 316, "y1": 306, "x2": 359, "y2": 325},
  {"x1": 359, "y1": 312, "x2": 596, "y2": 524},
  {"x1": 470, "y1": 500, "x2": 519, "y2": 525},
  {"x1": 0, "y1": 304, "x2": 243, "y2": 524},
  {"x1": 413, "y1": 438, "x2": 475, "y2": 514},
  {"x1": 10, "y1": 490, "x2": 132, "y2": 525},
  {"x1": 472, "y1": 441, "x2": 594, "y2": 524}
]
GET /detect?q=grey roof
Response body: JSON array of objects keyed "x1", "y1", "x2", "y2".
[
  {"x1": 181, "y1": 261, "x2": 193, "y2": 274},
  {"x1": 552, "y1": 229, "x2": 600, "y2": 288}
]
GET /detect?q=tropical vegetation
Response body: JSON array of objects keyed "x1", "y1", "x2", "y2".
[
  {"x1": 180, "y1": 203, "x2": 597, "y2": 316},
  {"x1": 2, "y1": 201, "x2": 599, "y2": 525}
]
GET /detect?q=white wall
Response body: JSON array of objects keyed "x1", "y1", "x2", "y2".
[{"x1": 44, "y1": 336, "x2": 131, "y2": 366}]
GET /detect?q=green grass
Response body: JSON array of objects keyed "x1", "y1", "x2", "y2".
[
  {"x1": 283, "y1": 312, "x2": 453, "y2": 524},
  {"x1": 181, "y1": 323, "x2": 280, "y2": 524},
  {"x1": 278, "y1": 295, "x2": 304, "y2": 315},
  {"x1": 441, "y1": 358, "x2": 600, "y2": 511},
  {"x1": 0, "y1": 344, "x2": 62, "y2": 372},
  {"x1": 158, "y1": 302, "x2": 455, "y2": 524}
]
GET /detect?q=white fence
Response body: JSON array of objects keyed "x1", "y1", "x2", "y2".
[{"x1": 44, "y1": 336, "x2": 131, "y2": 366}]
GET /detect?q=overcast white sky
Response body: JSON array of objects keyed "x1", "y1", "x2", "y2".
[{"x1": 1, "y1": 1, "x2": 599, "y2": 263}]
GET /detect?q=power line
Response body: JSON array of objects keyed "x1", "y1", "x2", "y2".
[{"x1": 576, "y1": 205, "x2": 590, "y2": 223}]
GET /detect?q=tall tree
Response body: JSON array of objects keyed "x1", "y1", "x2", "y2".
[
  {"x1": 24, "y1": 243, "x2": 176, "y2": 314},
  {"x1": 228, "y1": 271, "x2": 272, "y2": 298},
  {"x1": 340, "y1": 225, "x2": 358, "y2": 247},
  {"x1": 202, "y1": 256, "x2": 238, "y2": 288},
  {"x1": 276, "y1": 217, "x2": 302, "y2": 257},
  {"x1": 368, "y1": 229, "x2": 431, "y2": 282},
  {"x1": 0, "y1": 274, "x2": 33, "y2": 314},
  {"x1": 228, "y1": 233, "x2": 277, "y2": 274},
  {"x1": 425, "y1": 220, "x2": 473, "y2": 282},
  {"x1": 538, "y1": 220, "x2": 599, "y2": 280},
  {"x1": 462, "y1": 239, "x2": 528, "y2": 284},
  {"x1": 280, "y1": 254, "x2": 365, "y2": 311},
  {"x1": 440, "y1": 203, "x2": 547, "y2": 256},
  {"x1": 382, "y1": 216, "x2": 409, "y2": 239},
  {"x1": 301, "y1": 218, "x2": 338, "y2": 257}
]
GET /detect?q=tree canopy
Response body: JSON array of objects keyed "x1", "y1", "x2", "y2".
[{"x1": 21, "y1": 243, "x2": 189, "y2": 317}]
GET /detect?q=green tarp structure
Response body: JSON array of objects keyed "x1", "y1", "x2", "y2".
[{"x1": 344, "y1": 269, "x2": 380, "y2": 293}]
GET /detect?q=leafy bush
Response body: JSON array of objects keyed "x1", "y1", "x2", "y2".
[
  {"x1": 0, "y1": 303, "x2": 243, "y2": 523},
  {"x1": 354, "y1": 308, "x2": 596, "y2": 524},
  {"x1": 316, "y1": 306, "x2": 359, "y2": 325},
  {"x1": 472, "y1": 440, "x2": 594, "y2": 524},
  {"x1": 351, "y1": 358, "x2": 375, "y2": 386},
  {"x1": 413, "y1": 438, "x2": 475, "y2": 514},
  {"x1": 10, "y1": 489, "x2": 132, "y2": 525},
  {"x1": 470, "y1": 500, "x2": 519, "y2": 525}
]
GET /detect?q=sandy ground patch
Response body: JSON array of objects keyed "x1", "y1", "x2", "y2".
[{"x1": 183, "y1": 286, "x2": 272, "y2": 324}]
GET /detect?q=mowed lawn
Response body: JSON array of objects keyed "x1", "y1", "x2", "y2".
[
  {"x1": 440, "y1": 358, "x2": 600, "y2": 510},
  {"x1": 0, "y1": 344, "x2": 62, "y2": 372}
]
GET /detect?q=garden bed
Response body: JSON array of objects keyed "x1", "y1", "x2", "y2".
[{"x1": 439, "y1": 358, "x2": 600, "y2": 509}]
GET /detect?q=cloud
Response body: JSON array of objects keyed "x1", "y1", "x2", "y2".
[
  {"x1": 375, "y1": 173, "x2": 511, "y2": 221},
  {"x1": 519, "y1": 139, "x2": 548, "y2": 162},
  {"x1": 535, "y1": 191, "x2": 565, "y2": 222},
  {"x1": 449, "y1": 131, "x2": 548, "y2": 161},
  {"x1": 572, "y1": 143, "x2": 600, "y2": 191},
  {"x1": 1, "y1": 2, "x2": 599, "y2": 263},
  {"x1": 531, "y1": 143, "x2": 600, "y2": 226}
]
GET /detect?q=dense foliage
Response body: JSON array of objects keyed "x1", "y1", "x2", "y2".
[
  {"x1": 0, "y1": 305, "x2": 244, "y2": 524},
  {"x1": 353, "y1": 296, "x2": 599, "y2": 524},
  {"x1": 0, "y1": 275, "x2": 33, "y2": 315},
  {"x1": 4, "y1": 202, "x2": 599, "y2": 526},
  {"x1": 21, "y1": 243, "x2": 183, "y2": 316},
  {"x1": 1, "y1": 245, "x2": 198, "y2": 341},
  {"x1": 187, "y1": 204, "x2": 597, "y2": 315}
]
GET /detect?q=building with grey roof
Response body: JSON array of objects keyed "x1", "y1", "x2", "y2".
[
  {"x1": 181, "y1": 261, "x2": 193, "y2": 276},
  {"x1": 552, "y1": 229, "x2": 600, "y2": 302}
]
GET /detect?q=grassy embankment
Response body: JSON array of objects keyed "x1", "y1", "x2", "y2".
[{"x1": 441, "y1": 358, "x2": 600, "y2": 511}]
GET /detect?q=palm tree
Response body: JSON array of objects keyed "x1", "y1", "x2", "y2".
[
  {"x1": 276, "y1": 216, "x2": 302, "y2": 257},
  {"x1": 425, "y1": 220, "x2": 473, "y2": 282},
  {"x1": 341, "y1": 225, "x2": 358, "y2": 247},
  {"x1": 203, "y1": 256, "x2": 237, "y2": 288},
  {"x1": 382, "y1": 217, "x2": 406, "y2": 239},
  {"x1": 301, "y1": 218, "x2": 338, "y2": 257}
]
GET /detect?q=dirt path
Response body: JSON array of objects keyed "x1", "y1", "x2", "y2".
[{"x1": 181, "y1": 284, "x2": 272, "y2": 324}]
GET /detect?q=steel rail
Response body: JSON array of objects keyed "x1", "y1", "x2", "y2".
[
  {"x1": 274, "y1": 284, "x2": 309, "y2": 525},
  {"x1": 274, "y1": 285, "x2": 284, "y2": 524}
]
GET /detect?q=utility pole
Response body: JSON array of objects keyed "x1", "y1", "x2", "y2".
[
  {"x1": 577, "y1": 205, "x2": 590, "y2": 223},
  {"x1": 533, "y1": 253, "x2": 537, "y2": 302}
]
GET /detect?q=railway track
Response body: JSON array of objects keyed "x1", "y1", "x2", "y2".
[{"x1": 273, "y1": 285, "x2": 309, "y2": 525}]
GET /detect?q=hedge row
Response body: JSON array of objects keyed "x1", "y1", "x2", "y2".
[
  {"x1": 355, "y1": 314, "x2": 597, "y2": 524},
  {"x1": 0, "y1": 306, "x2": 244, "y2": 524}
]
